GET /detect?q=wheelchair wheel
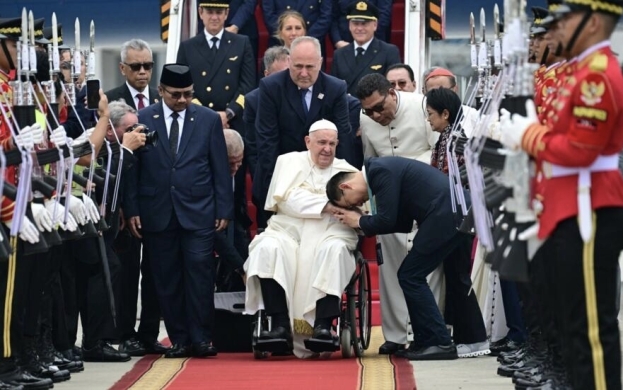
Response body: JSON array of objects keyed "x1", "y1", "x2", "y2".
[
  {"x1": 340, "y1": 327, "x2": 353, "y2": 358},
  {"x1": 358, "y1": 258, "x2": 372, "y2": 350}
]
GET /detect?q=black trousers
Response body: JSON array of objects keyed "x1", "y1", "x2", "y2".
[
  {"x1": 550, "y1": 208, "x2": 623, "y2": 390},
  {"x1": 114, "y1": 231, "x2": 161, "y2": 343},
  {"x1": 45, "y1": 246, "x2": 71, "y2": 351},
  {"x1": 499, "y1": 280, "x2": 527, "y2": 343},
  {"x1": 62, "y1": 236, "x2": 120, "y2": 348}
]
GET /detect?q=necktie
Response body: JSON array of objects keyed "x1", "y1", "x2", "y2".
[
  {"x1": 170, "y1": 112, "x2": 180, "y2": 158},
  {"x1": 300, "y1": 88, "x2": 309, "y2": 115},
  {"x1": 356, "y1": 47, "x2": 365, "y2": 64},
  {"x1": 136, "y1": 93, "x2": 145, "y2": 109},
  {"x1": 210, "y1": 37, "x2": 219, "y2": 53}
]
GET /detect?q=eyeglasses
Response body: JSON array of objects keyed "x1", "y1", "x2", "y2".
[
  {"x1": 161, "y1": 86, "x2": 194, "y2": 100},
  {"x1": 362, "y1": 94, "x2": 388, "y2": 116},
  {"x1": 389, "y1": 80, "x2": 409, "y2": 89},
  {"x1": 123, "y1": 62, "x2": 154, "y2": 72}
]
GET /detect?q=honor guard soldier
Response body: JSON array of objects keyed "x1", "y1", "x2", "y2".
[
  {"x1": 500, "y1": 0, "x2": 623, "y2": 388},
  {"x1": 176, "y1": 0, "x2": 256, "y2": 132},
  {"x1": 330, "y1": 1, "x2": 401, "y2": 96}
]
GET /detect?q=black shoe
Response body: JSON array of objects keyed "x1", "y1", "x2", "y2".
[
  {"x1": 118, "y1": 339, "x2": 146, "y2": 357},
  {"x1": 82, "y1": 341, "x2": 131, "y2": 362},
  {"x1": 526, "y1": 378, "x2": 573, "y2": 390},
  {"x1": 259, "y1": 326, "x2": 292, "y2": 341},
  {"x1": 51, "y1": 351, "x2": 82, "y2": 373},
  {"x1": 5, "y1": 369, "x2": 53, "y2": 390},
  {"x1": 164, "y1": 344, "x2": 191, "y2": 359},
  {"x1": 71, "y1": 346, "x2": 82, "y2": 361},
  {"x1": 492, "y1": 339, "x2": 524, "y2": 356},
  {"x1": 140, "y1": 340, "x2": 168, "y2": 355},
  {"x1": 378, "y1": 341, "x2": 404, "y2": 355},
  {"x1": 25, "y1": 363, "x2": 71, "y2": 384},
  {"x1": 192, "y1": 342, "x2": 217, "y2": 358},
  {"x1": 0, "y1": 380, "x2": 23, "y2": 390},
  {"x1": 397, "y1": 344, "x2": 458, "y2": 361},
  {"x1": 311, "y1": 326, "x2": 334, "y2": 341}
]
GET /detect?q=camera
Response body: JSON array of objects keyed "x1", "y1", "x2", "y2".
[{"x1": 126, "y1": 123, "x2": 158, "y2": 148}]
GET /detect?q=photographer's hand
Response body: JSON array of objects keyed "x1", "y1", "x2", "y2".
[{"x1": 122, "y1": 125, "x2": 147, "y2": 151}]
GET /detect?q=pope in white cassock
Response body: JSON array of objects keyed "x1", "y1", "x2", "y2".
[{"x1": 244, "y1": 119, "x2": 360, "y2": 358}]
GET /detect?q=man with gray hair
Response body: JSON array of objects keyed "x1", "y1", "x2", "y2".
[
  {"x1": 253, "y1": 36, "x2": 355, "y2": 220},
  {"x1": 105, "y1": 39, "x2": 159, "y2": 111}
]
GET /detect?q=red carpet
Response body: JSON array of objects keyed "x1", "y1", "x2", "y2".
[{"x1": 110, "y1": 329, "x2": 416, "y2": 390}]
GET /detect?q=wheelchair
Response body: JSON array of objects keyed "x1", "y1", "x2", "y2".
[{"x1": 251, "y1": 250, "x2": 372, "y2": 359}]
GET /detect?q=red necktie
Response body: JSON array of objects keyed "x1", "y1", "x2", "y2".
[{"x1": 136, "y1": 93, "x2": 145, "y2": 109}]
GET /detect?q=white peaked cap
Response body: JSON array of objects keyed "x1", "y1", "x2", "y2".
[{"x1": 308, "y1": 119, "x2": 338, "y2": 133}]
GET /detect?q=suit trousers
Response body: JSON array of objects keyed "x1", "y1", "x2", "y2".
[
  {"x1": 114, "y1": 231, "x2": 161, "y2": 343},
  {"x1": 45, "y1": 246, "x2": 71, "y2": 351},
  {"x1": 143, "y1": 213, "x2": 215, "y2": 346},
  {"x1": 397, "y1": 229, "x2": 462, "y2": 348},
  {"x1": 549, "y1": 208, "x2": 623, "y2": 390},
  {"x1": 442, "y1": 234, "x2": 487, "y2": 345},
  {"x1": 499, "y1": 280, "x2": 527, "y2": 343}
]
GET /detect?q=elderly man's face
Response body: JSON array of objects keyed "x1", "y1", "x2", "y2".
[
  {"x1": 349, "y1": 20, "x2": 377, "y2": 45},
  {"x1": 289, "y1": 40, "x2": 322, "y2": 89},
  {"x1": 424, "y1": 76, "x2": 457, "y2": 94},
  {"x1": 305, "y1": 129, "x2": 338, "y2": 169},
  {"x1": 121, "y1": 48, "x2": 153, "y2": 92},
  {"x1": 228, "y1": 153, "x2": 243, "y2": 176},
  {"x1": 108, "y1": 112, "x2": 138, "y2": 143},
  {"x1": 386, "y1": 68, "x2": 416, "y2": 92}
]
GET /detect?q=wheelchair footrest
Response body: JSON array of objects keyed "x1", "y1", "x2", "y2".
[
  {"x1": 254, "y1": 338, "x2": 292, "y2": 354},
  {"x1": 304, "y1": 337, "x2": 339, "y2": 353}
]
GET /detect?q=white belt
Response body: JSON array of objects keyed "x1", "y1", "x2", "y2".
[{"x1": 548, "y1": 154, "x2": 619, "y2": 242}]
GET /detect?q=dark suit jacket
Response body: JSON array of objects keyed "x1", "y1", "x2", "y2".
[
  {"x1": 124, "y1": 102, "x2": 233, "y2": 232},
  {"x1": 242, "y1": 87, "x2": 259, "y2": 179},
  {"x1": 176, "y1": 31, "x2": 256, "y2": 120},
  {"x1": 253, "y1": 70, "x2": 354, "y2": 209},
  {"x1": 330, "y1": 0, "x2": 392, "y2": 44},
  {"x1": 347, "y1": 95, "x2": 364, "y2": 169},
  {"x1": 262, "y1": 0, "x2": 332, "y2": 40},
  {"x1": 226, "y1": 0, "x2": 258, "y2": 39},
  {"x1": 331, "y1": 38, "x2": 401, "y2": 95},
  {"x1": 359, "y1": 157, "x2": 470, "y2": 254},
  {"x1": 105, "y1": 84, "x2": 159, "y2": 111}
]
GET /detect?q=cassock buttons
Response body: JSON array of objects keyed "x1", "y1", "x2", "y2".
[
  {"x1": 202, "y1": 71, "x2": 207, "y2": 76},
  {"x1": 225, "y1": 86, "x2": 230, "y2": 91},
  {"x1": 207, "y1": 87, "x2": 212, "y2": 92},
  {"x1": 209, "y1": 103, "x2": 214, "y2": 108}
]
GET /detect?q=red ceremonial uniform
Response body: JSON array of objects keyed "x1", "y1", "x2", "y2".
[
  {"x1": 533, "y1": 64, "x2": 547, "y2": 112},
  {"x1": 521, "y1": 42, "x2": 623, "y2": 239},
  {"x1": 0, "y1": 69, "x2": 16, "y2": 223}
]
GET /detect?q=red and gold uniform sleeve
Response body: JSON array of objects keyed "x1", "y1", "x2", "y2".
[
  {"x1": 522, "y1": 71, "x2": 618, "y2": 166},
  {"x1": 0, "y1": 196, "x2": 15, "y2": 223}
]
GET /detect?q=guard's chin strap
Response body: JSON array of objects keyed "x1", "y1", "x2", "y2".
[
  {"x1": 0, "y1": 40, "x2": 16, "y2": 75},
  {"x1": 540, "y1": 46, "x2": 551, "y2": 65},
  {"x1": 565, "y1": 11, "x2": 593, "y2": 54}
]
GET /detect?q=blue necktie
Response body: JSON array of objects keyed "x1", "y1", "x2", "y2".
[{"x1": 300, "y1": 88, "x2": 309, "y2": 116}]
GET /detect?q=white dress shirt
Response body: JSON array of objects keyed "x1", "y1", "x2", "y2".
[
  {"x1": 354, "y1": 38, "x2": 373, "y2": 56},
  {"x1": 126, "y1": 82, "x2": 149, "y2": 109},
  {"x1": 298, "y1": 85, "x2": 314, "y2": 112},
  {"x1": 204, "y1": 29, "x2": 224, "y2": 49},
  {"x1": 162, "y1": 103, "x2": 185, "y2": 152}
]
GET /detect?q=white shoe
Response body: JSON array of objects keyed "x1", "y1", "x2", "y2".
[{"x1": 456, "y1": 341, "x2": 491, "y2": 358}]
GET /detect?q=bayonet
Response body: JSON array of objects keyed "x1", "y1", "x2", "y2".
[
  {"x1": 478, "y1": 8, "x2": 488, "y2": 71},
  {"x1": 493, "y1": 4, "x2": 502, "y2": 67},
  {"x1": 20, "y1": 8, "x2": 29, "y2": 74},
  {"x1": 87, "y1": 21, "x2": 95, "y2": 80},
  {"x1": 52, "y1": 13, "x2": 60, "y2": 72},
  {"x1": 73, "y1": 18, "x2": 81, "y2": 80},
  {"x1": 28, "y1": 11, "x2": 37, "y2": 77},
  {"x1": 470, "y1": 13, "x2": 478, "y2": 69}
]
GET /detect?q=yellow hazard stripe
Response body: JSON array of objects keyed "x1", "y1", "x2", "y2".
[{"x1": 583, "y1": 213, "x2": 606, "y2": 390}]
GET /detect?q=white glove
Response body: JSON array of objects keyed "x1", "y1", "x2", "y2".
[
  {"x1": 4, "y1": 217, "x2": 40, "y2": 244},
  {"x1": 30, "y1": 123, "x2": 44, "y2": 145},
  {"x1": 31, "y1": 203, "x2": 53, "y2": 232},
  {"x1": 14, "y1": 126, "x2": 34, "y2": 150},
  {"x1": 82, "y1": 195, "x2": 100, "y2": 223},
  {"x1": 71, "y1": 127, "x2": 95, "y2": 146},
  {"x1": 499, "y1": 100, "x2": 538, "y2": 150},
  {"x1": 66, "y1": 194, "x2": 87, "y2": 225},
  {"x1": 518, "y1": 223, "x2": 540, "y2": 241},
  {"x1": 43, "y1": 198, "x2": 71, "y2": 230},
  {"x1": 62, "y1": 212, "x2": 79, "y2": 232},
  {"x1": 50, "y1": 126, "x2": 67, "y2": 147}
]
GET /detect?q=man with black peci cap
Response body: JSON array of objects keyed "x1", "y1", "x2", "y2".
[
  {"x1": 125, "y1": 64, "x2": 233, "y2": 359},
  {"x1": 499, "y1": 0, "x2": 623, "y2": 388},
  {"x1": 330, "y1": 1, "x2": 401, "y2": 96}
]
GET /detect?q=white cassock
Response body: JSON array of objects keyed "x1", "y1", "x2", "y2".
[{"x1": 244, "y1": 151, "x2": 359, "y2": 358}]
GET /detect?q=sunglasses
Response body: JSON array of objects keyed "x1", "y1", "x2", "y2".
[
  {"x1": 362, "y1": 94, "x2": 388, "y2": 116},
  {"x1": 389, "y1": 80, "x2": 409, "y2": 89},
  {"x1": 124, "y1": 62, "x2": 154, "y2": 72},
  {"x1": 161, "y1": 86, "x2": 194, "y2": 100}
]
